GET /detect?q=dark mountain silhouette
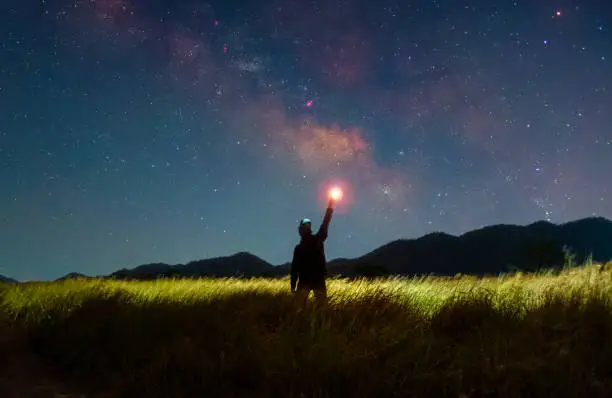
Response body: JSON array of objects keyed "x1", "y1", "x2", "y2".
[
  {"x1": 56, "y1": 272, "x2": 90, "y2": 281},
  {"x1": 328, "y1": 217, "x2": 612, "y2": 277},
  {"x1": 106, "y1": 217, "x2": 612, "y2": 280},
  {"x1": 110, "y1": 252, "x2": 274, "y2": 280},
  {"x1": 112, "y1": 262, "x2": 172, "y2": 280},
  {"x1": 0, "y1": 274, "x2": 17, "y2": 283}
]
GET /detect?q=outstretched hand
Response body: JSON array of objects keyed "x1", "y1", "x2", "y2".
[{"x1": 327, "y1": 198, "x2": 335, "y2": 209}]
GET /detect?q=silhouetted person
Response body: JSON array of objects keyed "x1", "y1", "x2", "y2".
[{"x1": 291, "y1": 198, "x2": 335, "y2": 303}]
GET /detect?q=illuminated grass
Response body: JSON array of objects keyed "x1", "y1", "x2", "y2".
[{"x1": 2, "y1": 262, "x2": 612, "y2": 397}]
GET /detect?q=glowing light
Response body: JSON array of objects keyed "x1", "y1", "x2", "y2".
[
  {"x1": 318, "y1": 178, "x2": 352, "y2": 213},
  {"x1": 306, "y1": 100, "x2": 313, "y2": 107},
  {"x1": 329, "y1": 187, "x2": 343, "y2": 201},
  {"x1": 555, "y1": 10, "x2": 561, "y2": 16}
]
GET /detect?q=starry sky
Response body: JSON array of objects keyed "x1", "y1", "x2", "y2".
[{"x1": 1, "y1": 0, "x2": 611, "y2": 280}]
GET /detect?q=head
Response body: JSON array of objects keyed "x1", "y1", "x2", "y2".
[{"x1": 298, "y1": 218, "x2": 312, "y2": 238}]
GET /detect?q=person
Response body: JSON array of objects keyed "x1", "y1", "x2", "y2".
[{"x1": 290, "y1": 198, "x2": 335, "y2": 303}]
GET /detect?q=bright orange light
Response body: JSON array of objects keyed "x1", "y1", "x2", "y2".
[{"x1": 329, "y1": 187, "x2": 343, "y2": 201}]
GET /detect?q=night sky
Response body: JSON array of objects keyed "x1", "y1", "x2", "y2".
[{"x1": 1, "y1": 0, "x2": 611, "y2": 280}]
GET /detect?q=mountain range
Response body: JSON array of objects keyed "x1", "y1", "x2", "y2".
[
  {"x1": 0, "y1": 274, "x2": 17, "y2": 283},
  {"x1": 107, "y1": 216, "x2": 612, "y2": 281},
  {"x1": 1, "y1": 217, "x2": 611, "y2": 282}
]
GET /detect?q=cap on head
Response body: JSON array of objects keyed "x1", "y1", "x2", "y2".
[{"x1": 298, "y1": 217, "x2": 312, "y2": 237}]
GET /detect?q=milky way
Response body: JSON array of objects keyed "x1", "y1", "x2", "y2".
[{"x1": 1, "y1": 0, "x2": 611, "y2": 280}]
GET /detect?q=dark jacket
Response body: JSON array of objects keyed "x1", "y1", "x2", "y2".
[{"x1": 290, "y1": 207, "x2": 333, "y2": 290}]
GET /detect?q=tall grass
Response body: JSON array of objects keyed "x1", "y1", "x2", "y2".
[{"x1": 2, "y1": 263, "x2": 612, "y2": 397}]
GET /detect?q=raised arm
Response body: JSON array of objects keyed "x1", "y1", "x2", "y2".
[{"x1": 317, "y1": 200, "x2": 334, "y2": 241}]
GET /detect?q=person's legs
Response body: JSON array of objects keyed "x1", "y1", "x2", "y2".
[
  {"x1": 295, "y1": 284, "x2": 311, "y2": 305},
  {"x1": 313, "y1": 281, "x2": 327, "y2": 304}
]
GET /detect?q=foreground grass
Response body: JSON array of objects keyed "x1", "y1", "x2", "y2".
[{"x1": 2, "y1": 264, "x2": 612, "y2": 397}]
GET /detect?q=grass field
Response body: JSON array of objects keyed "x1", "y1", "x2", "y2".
[{"x1": 2, "y1": 263, "x2": 612, "y2": 397}]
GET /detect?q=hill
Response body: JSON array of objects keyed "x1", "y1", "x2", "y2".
[
  {"x1": 56, "y1": 272, "x2": 90, "y2": 281},
  {"x1": 0, "y1": 274, "x2": 17, "y2": 283},
  {"x1": 110, "y1": 252, "x2": 274, "y2": 280},
  {"x1": 106, "y1": 216, "x2": 612, "y2": 280},
  {"x1": 328, "y1": 216, "x2": 612, "y2": 277}
]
